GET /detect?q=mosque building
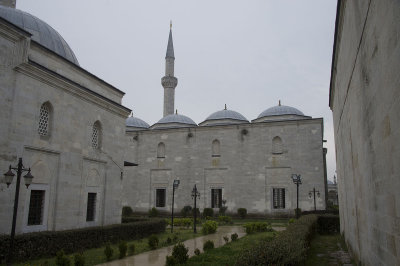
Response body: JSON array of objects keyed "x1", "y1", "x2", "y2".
[
  {"x1": 123, "y1": 25, "x2": 327, "y2": 217},
  {"x1": 0, "y1": 1, "x2": 326, "y2": 235}
]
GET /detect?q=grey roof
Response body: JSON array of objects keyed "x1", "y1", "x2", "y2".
[
  {"x1": 204, "y1": 109, "x2": 248, "y2": 123},
  {"x1": 126, "y1": 116, "x2": 150, "y2": 128},
  {"x1": 257, "y1": 105, "x2": 305, "y2": 118},
  {"x1": 155, "y1": 114, "x2": 197, "y2": 126},
  {"x1": 0, "y1": 6, "x2": 79, "y2": 65},
  {"x1": 166, "y1": 29, "x2": 174, "y2": 59}
]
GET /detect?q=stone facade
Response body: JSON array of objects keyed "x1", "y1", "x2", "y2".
[
  {"x1": 123, "y1": 118, "x2": 326, "y2": 216},
  {"x1": 330, "y1": 0, "x2": 400, "y2": 265},
  {"x1": 0, "y1": 10, "x2": 130, "y2": 234}
]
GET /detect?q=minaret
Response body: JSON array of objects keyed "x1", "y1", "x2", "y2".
[{"x1": 161, "y1": 21, "x2": 178, "y2": 117}]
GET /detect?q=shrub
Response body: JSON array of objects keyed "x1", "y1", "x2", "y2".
[
  {"x1": 223, "y1": 236, "x2": 229, "y2": 243},
  {"x1": 121, "y1": 217, "x2": 149, "y2": 223},
  {"x1": 55, "y1": 250, "x2": 70, "y2": 266},
  {"x1": 128, "y1": 244, "x2": 135, "y2": 255},
  {"x1": 237, "y1": 208, "x2": 247, "y2": 219},
  {"x1": 244, "y1": 222, "x2": 273, "y2": 234},
  {"x1": 149, "y1": 207, "x2": 159, "y2": 217},
  {"x1": 235, "y1": 214, "x2": 318, "y2": 265},
  {"x1": 295, "y1": 208, "x2": 302, "y2": 218},
  {"x1": 166, "y1": 237, "x2": 172, "y2": 244},
  {"x1": 218, "y1": 215, "x2": 232, "y2": 225},
  {"x1": 231, "y1": 233, "x2": 238, "y2": 241},
  {"x1": 169, "y1": 218, "x2": 193, "y2": 228},
  {"x1": 181, "y1": 205, "x2": 192, "y2": 217},
  {"x1": 288, "y1": 218, "x2": 295, "y2": 224},
  {"x1": 104, "y1": 244, "x2": 113, "y2": 261},
  {"x1": 73, "y1": 252, "x2": 84, "y2": 266},
  {"x1": 172, "y1": 234, "x2": 179, "y2": 242},
  {"x1": 201, "y1": 220, "x2": 218, "y2": 235},
  {"x1": 203, "y1": 240, "x2": 214, "y2": 251},
  {"x1": 118, "y1": 241, "x2": 127, "y2": 259},
  {"x1": 194, "y1": 248, "x2": 201, "y2": 256},
  {"x1": 317, "y1": 214, "x2": 340, "y2": 234},
  {"x1": 203, "y1": 208, "x2": 214, "y2": 218},
  {"x1": 171, "y1": 242, "x2": 189, "y2": 264},
  {"x1": 0, "y1": 219, "x2": 166, "y2": 261},
  {"x1": 165, "y1": 255, "x2": 177, "y2": 266},
  {"x1": 148, "y1": 235, "x2": 159, "y2": 250},
  {"x1": 122, "y1": 206, "x2": 133, "y2": 217},
  {"x1": 219, "y1": 200, "x2": 228, "y2": 215}
]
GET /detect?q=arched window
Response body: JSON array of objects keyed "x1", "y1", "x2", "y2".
[
  {"x1": 157, "y1": 142, "x2": 165, "y2": 158},
  {"x1": 92, "y1": 121, "x2": 102, "y2": 149},
  {"x1": 212, "y1": 139, "x2": 220, "y2": 157},
  {"x1": 38, "y1": 102, "x2": 52, "y2": 136},
  {"x1": 272, "y1": 136, "x2": 283, "y2": 154}
]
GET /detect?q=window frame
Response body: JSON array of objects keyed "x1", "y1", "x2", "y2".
[
  {"x1": 23, "y1": 184, "x2": 50, "y2": 233},
  {"x1": 86, "y1": 192, "x2": 97, "y2": 222},
  {"x1": 272, "y1": 188, "x2": 286, "y2": 209},
  {"x1": 38, "y1": 102, "x2": 53, "y2": 138},
  {"x1": 155, "y1": 188, "x2": 166, "y2": 208},
  {"x1": 211, "y1": 188, "x2": 222, "y2": 208}
]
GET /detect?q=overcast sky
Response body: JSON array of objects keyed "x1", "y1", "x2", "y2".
[{"x1": 17, "y1": 0, "x2": 338, "y2": 181}]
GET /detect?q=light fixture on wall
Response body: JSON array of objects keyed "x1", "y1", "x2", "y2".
[{"x1": 3, "y1": 158, "x2": 34, "y2": 265}]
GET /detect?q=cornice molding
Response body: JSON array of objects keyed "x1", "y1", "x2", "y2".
[{"x1": 15, "y1": 60, "x2": 131, "y2": 118}]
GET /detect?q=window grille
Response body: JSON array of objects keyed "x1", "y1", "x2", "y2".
[
  {"x1": 92, "y1": 123, "x2": 100, "y2": 149},
  {"x1": 38, "y1": 104, "x2": 50, "y2": 136},
  {"x1": 86, "y1": 193, "x2": 97, "y2": 221},
  {"x1": 273, "y1": 188, "x2": 285, "y2": 209},
  {"x1": 28, "y1": 190, "x2": 45, "y2": 225},
  {"x1": 211, "y1": 188, "x2": 222, "y2": 208},
  {"x1": 156, "y1": 189, "x2": 166, "y2": 207}
]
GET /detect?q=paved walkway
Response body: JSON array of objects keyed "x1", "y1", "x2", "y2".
[{"x1": 98, "y1": 226, "x2": 246, "y2": 266}]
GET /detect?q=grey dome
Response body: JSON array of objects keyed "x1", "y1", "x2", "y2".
[
  {"x1": 153, "y1": 114, "x2": 197, "y2": 129},
  {"x1": 201, "y1": 109, "x2": 248, "y2": 126},
  {"x1": 0, "y1": 6, "x2": 79, "y2": 65},
  {"x1": 126, "y1": 116, "x2": 150, "y2": 129},
  {"x1": 258, "y1": 105, "x2": 305, "y2": 118}
]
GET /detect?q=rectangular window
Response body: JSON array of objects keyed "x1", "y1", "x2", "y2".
[
  {"x1": 156, "y1": 189, "x2": 166, "y2": 207},
  {"x1": 28, "y1": 190, "x2": 45, "y2": 225},
  {"x1": 211, "y1": 189, "x2": 222, "y2": 208},
  {"x1": 273, "y1": 188, "x2": 285, "y2": 209},
  {"x1": 86, "y1": 193, "x2": 97, "y2": 221}
]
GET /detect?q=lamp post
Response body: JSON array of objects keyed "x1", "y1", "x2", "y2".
[
  {"x1": 191, "y1": 184, "x2": 200, "y2": 233},
  {"x1": 171, "y1": 179, "x2": 180, "y2": 233},
  {"x1": 308, "y1": 188, "x2": 320, "y2": 211},
  {"x1": 291, "y1": 174, "x2": 302, "y2": 219},
  {"x1": 3, "y1": 158, "x2": 34, "y2": 265}
]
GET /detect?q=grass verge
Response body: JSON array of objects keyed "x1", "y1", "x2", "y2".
[
  {"x1": 13, "y1": 228, "x2": 197, "y2": 266},
  {"x1": 186, "y1": 231, "x2": 275, "y2": 266}
]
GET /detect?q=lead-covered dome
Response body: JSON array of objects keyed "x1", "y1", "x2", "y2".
[
  {"x1": 126, "y1": 116, "x2": 150, "y2": 131},
  {"x1": 200, "y1": 106, "x2": 249, "y2": 126},
  {"x1": 151, "y1": 113, "x2": 197, "y2": 129},
  {"x1": 254, "y1": 102, "x2": 309, "y2": 122},
  {"x1": 0, "y1": 6, "x2": 79, "y2": 65}
]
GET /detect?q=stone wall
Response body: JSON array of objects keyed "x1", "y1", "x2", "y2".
[
  {"x1": 123, "y1": 118, "x2": 325, "y2": 216},
  {"x1": 330, "y1": 0, "x2": 400, "y2": 265}
]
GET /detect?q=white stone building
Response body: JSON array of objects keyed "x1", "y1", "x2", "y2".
[
  {"x1": 330, "y1": 0, "x2": 400, "y2": 265},
  {"x1": 123, "y1": 26, "x2": 327, "y2": 217},
  {"x1": 0, "y1": 3, "x2": 131, "y2": 234}
]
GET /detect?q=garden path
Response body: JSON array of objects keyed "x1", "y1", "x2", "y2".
[{"x1": 98, "y1": 226, "x2": 245, "y2": 266}]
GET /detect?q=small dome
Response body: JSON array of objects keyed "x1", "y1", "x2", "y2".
[
  {"x1": 200, "y1": 108, "x2": 248, "y2": 126},
  {"x1": 126, "y1": 116, "x2": 150, "y2": 129},
  {"x1": 152, "y1": 114, "x2": 197, "y2": 129},
  {"x1": 0, "y1": 6, "x2": 79, "y2": 65},
  {"x1": 257, "y1": 105, "x2": 305, "y2": 118}
]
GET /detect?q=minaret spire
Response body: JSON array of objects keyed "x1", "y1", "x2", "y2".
[{"x1": 161, "y1": 22, "x2": 178, "y2": 116}]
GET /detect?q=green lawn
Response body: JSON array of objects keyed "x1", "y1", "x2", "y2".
[
  {"x1": 186, "y1": 231, "x2": 275, "y2": 266},
  {"x1": 13, "y1": 228, "x2": 198, "y2": 266},
  {"x1": 305, "y1": 233, "x2": 353, "y2": 266}
]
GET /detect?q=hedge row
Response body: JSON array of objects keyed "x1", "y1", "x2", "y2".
[
  {"x1": 0, "y1": 219, "x2": 166, "y2": 261},
  {"x1": 121, "y1": 216, "x2": 150, "y2": 223},
  {"x1": 235, "y1": 215, "x2": 318, "y2": 265},
  {"x1": 317, "y1": 214, "x2": 340, "y2": 234}
]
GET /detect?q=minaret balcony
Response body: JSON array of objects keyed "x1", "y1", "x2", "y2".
[{"x1": 161, "y1": 76, "x2": 178, "y2": 88}]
